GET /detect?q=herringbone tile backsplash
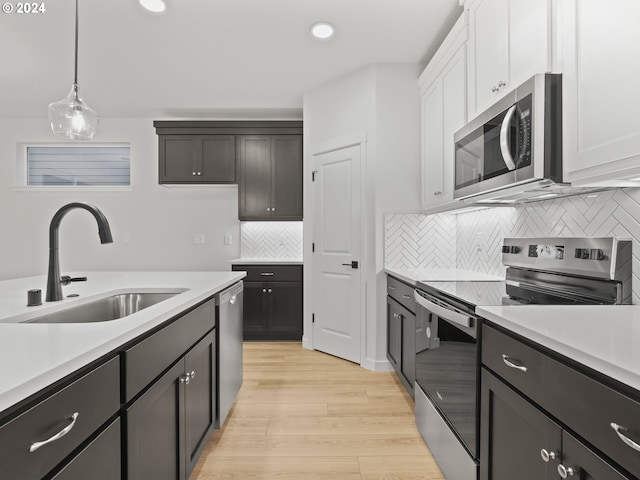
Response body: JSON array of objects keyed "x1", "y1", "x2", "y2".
[
  {"x1": 240, "y1": 222, "x2": 303, "y2": 259},
  {"x1": 385, "y1": 188, "x2": 640, "y2": 303}
]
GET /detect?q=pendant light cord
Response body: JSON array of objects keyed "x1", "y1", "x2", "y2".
[{"x1": 74, "y1": 0, "x2": 79, "y2": 85}]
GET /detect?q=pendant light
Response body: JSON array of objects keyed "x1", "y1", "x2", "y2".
[{"x1": 48, "y1": 0, "x2": 99, "y2": 141}]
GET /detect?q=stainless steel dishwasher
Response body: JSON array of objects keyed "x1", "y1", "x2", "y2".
[{"x1": 216, "y1": 281, "x2": 243, "y2": 426}]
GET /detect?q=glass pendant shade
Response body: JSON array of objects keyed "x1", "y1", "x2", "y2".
[{"x1": 49, "y1": 84, "x2": 99, "y2": 141}]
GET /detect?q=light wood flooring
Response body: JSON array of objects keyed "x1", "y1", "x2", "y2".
[{"x1": 191, "y1": 342, "x2": 445, "y2": 479}]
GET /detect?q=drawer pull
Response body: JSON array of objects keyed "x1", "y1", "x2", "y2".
[
  {"x1": 261, "y1": 272, "x2": 274, "y2": 276},
  {"x1": 540, "y1": 448, "x2": 557, "y2": 462},
  {"x1": 402, "y1": 294, "x2": 411, "y2": 299},
  {"x1": 388, "y1": 286, "x2": 396, "y2": 290},
  {"x1": 29, "y1": 412, "x2": 79, "y2": 453},
  {"x1": 610, "y1": 423, "x2": 640, "y2": 452},
  {"x1": 502, "y1": 354, "x2": 528, "y2": 372},
  {"x1": 557, "y1": 464, "x2": 576, "y2": 478}
]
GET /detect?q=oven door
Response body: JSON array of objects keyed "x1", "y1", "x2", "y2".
[{"x1": 414, "y1": 289, "x2": 480, "y2": 459}]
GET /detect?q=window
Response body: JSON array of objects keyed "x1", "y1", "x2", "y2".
[{"x1": 25, "y1": 145, "x2": 130, "y2": 186}]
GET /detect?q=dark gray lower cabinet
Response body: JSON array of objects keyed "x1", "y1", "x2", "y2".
[
  {"x1": 480, "y1": 368, "x2": 561, "y2": 480},
  {"x1": 481, "y1": 323, "x2": 636, "y2": 480},
  {"x1": 232, "y1": 265, "x2": 302, "y2": 340},
  {"x1": 386, "y1": 296, "x2": 415, "y2": 397},
  {"x1": 127, "y1": 330, "x2": 216, "y2": 480},
  {"x1": 52, "y1": 418, "x2": 121, "y2": 480}
]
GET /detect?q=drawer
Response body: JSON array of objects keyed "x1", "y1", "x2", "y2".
[
  {"x1": 51, "y1": 417, "x2": 121, "y2": 480},
  {"x1": 0, "y1": 356, "x2": 120, "y2": 480},
  {"x1": 387, "y1": 275, "x2": 415, "y2": 313},
  {"x1": 481, "y1": 324, "x2": 545, "y2": 401},
  {"x1": 232, "y1": 264, "x2": 302, "y2": 282},
  {"x1": 124, "y1": 298, "x2": 215, "y2": 402}
]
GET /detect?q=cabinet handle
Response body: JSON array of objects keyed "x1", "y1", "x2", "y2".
[
  {"x1": 610, "y1": 423, "x2": 640, "y2": 452},
  {"x1": 190, "y1": 370, "x2": 196, "y2": 380},
  {"x1": 393, "y1": 313, "x2": 399, "y2": 319},
  {"x1": 268, "y1": 288, "x2": 272, "y2": 293},
  {"x1": 229, "y1": 294, "x2": 237, "y2": 305},
  {"x1": 267, "y1": 207, "x2": 271, "y2": 211},
  {"x1": 192, "y1": 172, "x2": 197, "y2": 176},
  {"x1": 180, "y1": 374, "x2": 191, "y2": 385},
  {"x1": 502, "y1": 354, "x2": 528, "y2": 372},
  {"x1": 197, "y1": 172, "x2": 202, "y2": 176},
  {"x1": 540, "y1": 448, "x2": 557, "y2": 463},
  {"x1": 262, "y1": 288, "x2": 267, "y2": 293},
  {"x1": 492, "y1": 85, "x2": 498, "y2": 93},
  {"x1": 272, "y1": 207, "x2": 276, "y2": 211},
  {"x1": 557, "y1": 464, "x2": 576, "y2": 478},
  {"x1": 388, "y1": 286, "x2": 396, "y2": 290},
  {"x1": 261, "y1": 272, "x2": 274, "y2": 276},
  {"x1": 29, "y1": 412, "x2": 79, "y2": 452},
  {"x1": 498, "y1": 80, "x2": 506, "y2": 88},
  {"x1": 402, "y1": 294, "x2": 411, "y2": 299}
]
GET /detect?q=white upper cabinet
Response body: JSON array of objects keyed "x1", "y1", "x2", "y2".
[
  {"x1": 562, "y1": 0, "x2": 640, "y2": 186},
  {"x1": 419, "y1": 15, "x2": 468, "y2": 213},
  {"x1": 466, "y1": 0, "x2": 552, "y2": 120}
]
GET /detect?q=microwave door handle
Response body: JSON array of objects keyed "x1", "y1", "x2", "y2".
[
  {"x1": 500, "y1": 105, "x2": 517, "y2": 171},
  {"x1": 414, "y1": 291, "x2": 473, "y2": 328}
]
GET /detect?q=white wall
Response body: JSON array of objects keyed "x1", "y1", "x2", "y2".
[
  {"x1": 0, "y1": 118, "x2": 240, "y2": 281},
  {"x1": 303, "y1": 63, "x2": 421, "y2": 370}
]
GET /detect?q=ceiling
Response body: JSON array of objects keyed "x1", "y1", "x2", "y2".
[{"x1": 0, "y1": 0, "x2": 462, "y2": 119}]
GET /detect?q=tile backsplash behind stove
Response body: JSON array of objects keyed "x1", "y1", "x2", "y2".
[
  {"x1": 385, "y1": 188, "x2": 640, "y2": 303},
  {"x1": 240, "y1": 221, "x2": 303, "y2": 259}
]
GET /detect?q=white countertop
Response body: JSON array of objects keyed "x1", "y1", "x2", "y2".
[
  {"x1": 231, "y1": 258, "x2": 303, "y2": 265},
  {"x1": 0, "y1": 271, "x2": 245, "y2": 414},
  {"x1": 384, "y1": 267, "x2": 503, "y2": 285},
  {"x1": 478, "y1": 305, "x2": 640, "y2": 392}
]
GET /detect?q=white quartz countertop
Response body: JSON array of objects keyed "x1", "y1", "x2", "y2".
[
  {"x1": 384, "y1": 267, "x2": 503, "y2": 285},
  {"x1": 231, "y1": 258, "x2": 303, "y2": 265},
  {"x1": 478, "y1": 305, "x2": 640, "y2": 392},
  {"x1": 0, "y1": 271, "x2": 245, "y2": 414}
]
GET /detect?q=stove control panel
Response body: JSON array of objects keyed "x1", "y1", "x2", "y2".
[{"x1": 501, "y1": 237, "x2": 632, "y2": 280}]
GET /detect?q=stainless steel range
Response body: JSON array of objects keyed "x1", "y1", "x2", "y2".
[{"x1": 413, "y1": 237, "x2": 632, "y2": 480}]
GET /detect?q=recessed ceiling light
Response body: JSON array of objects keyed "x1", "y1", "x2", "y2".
[
  {"x1": 139, "y1": 0, "x2": 166, "y2": 13},
  {"x1": 311, "y1": 22, "x2": 335, "y2": 40}
]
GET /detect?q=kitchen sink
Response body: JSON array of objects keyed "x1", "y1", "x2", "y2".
[{"x1": 25, "y1": 291, "x2": 186, "y2": 324}]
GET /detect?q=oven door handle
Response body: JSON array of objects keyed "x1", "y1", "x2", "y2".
[
  {"x1": 500, "y1": 104, "x2": 517, "y2": 171},
  {"x1": 414, "y1": 291, "x2": 474, "y2": 329}
]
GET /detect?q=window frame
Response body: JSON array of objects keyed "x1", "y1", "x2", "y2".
[{"x1": 14, "y1": 142, "x2": 134, "y2": 192}]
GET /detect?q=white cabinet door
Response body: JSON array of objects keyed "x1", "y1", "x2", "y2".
[
  {"x1": 562, "y1": 0, "x2": 640, "y2": 185},
  {"x1": 421, "y1": 79, "x2": 444, "y2": 209},
  {"x1": 467, "y1": 0, "x2": 552, "y2": 120},
  {"x1": 468, "y1": 0, "x2": 508, "y2": 117}
]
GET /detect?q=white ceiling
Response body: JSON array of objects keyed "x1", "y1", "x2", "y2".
[{"x1": 0, "y1": 0, "x2": 462, "y2": 119}]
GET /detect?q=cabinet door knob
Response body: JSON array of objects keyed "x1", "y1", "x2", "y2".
[
  {"x1": 263, "y1": 288, "x2": 267, "y2": 293},
  {"x1": 557, "y1": 464, "x2": 576, "y2": 478},
  {"x1": 268, "y1": 288, "x2": 272, "y2": 293},
  {"x1": 197, "y1": 172, "x2": 202, "y2": 176},
  {"x1": 498, "y1": 80, "x2": 506, "y2": 88},
  {"x1": 267, "y1": 207, "x2": 271, "y2": 211},
  {"x1": 540, "y1": 449, "x2": 557, "y2": 463},
  {"x1": 180, "y1": 374, "x2": 190, "y2": 385},
  {"x1": 190, "y1": 370, "x2": 196, "y2": 380},
  {"x1": 272, "y1": 207, "x2": 276, "y2": 211},
  {"x1": 192, "y1": 172, "x2": 197, "y2": 176},
  {"x1": 492, "y1": 86, "x2": 498, "y2": 92}
]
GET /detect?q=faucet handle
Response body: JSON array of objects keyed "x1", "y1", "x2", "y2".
[{"x1": 60, "y1": 276, "x2": 88, "y2": 286}]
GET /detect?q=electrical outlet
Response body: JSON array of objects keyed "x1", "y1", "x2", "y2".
[
  {"x1": 224, "y1": 234, "x2": 232, "y2": 246},
  {"x1": 193, "y1": 233, "x2": 205, "y2": 245}
]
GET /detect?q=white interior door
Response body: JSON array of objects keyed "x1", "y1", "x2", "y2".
[{"x1": 312, "y1": 145, "x2": 362, "y2": 364}]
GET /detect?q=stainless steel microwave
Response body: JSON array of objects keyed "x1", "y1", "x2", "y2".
[{"x1": 453, "y1": 74, "x2": 562, "y2": 200}]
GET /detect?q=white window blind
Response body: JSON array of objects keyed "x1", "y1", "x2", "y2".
[{"x1": 27, "y1": 146, "x2": 130, "y2": 186}]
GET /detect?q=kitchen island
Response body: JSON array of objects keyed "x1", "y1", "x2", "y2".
[{"x1": 0, "y1": 271, "x2": 245, "y2": 480}]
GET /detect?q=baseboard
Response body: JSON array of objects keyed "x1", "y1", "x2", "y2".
[
  {"x1": 302, "y1": 335, "x2": 312, "y2": 350},
  {"x1": 361, "y1": 357, "x2": 394, "y2": 372}
]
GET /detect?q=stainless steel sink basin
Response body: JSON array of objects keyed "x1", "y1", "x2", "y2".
[{"x1": 26, "y1": 291, "x2": 185, "y2": 324}]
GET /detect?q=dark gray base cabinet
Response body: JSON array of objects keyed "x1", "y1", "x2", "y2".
[
  {"x1": 127, "y1": 330, "x2": 216, "y2": 480},
  {"x1": 233, "y1": 265, "x2": 303, "y2": 341},
  {"x1": 386, "y1": 276, "x2": 416, "y2": 398},
  {"x1": 481, "y1": 323, "x2": 636, "y2": 480}
]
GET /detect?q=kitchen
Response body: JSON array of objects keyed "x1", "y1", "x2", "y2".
[{"x1": 1, "y1": 0, "x2": 640, "y2": 479}]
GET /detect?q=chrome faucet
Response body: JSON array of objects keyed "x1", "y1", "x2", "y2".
[{"x1": 46, "y1": 202, "x2": 113, "y2": 302}]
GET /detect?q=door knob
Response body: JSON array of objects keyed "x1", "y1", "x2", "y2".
[{"x1": 341, "y1": 261, "x2": 359, "y2": 269}]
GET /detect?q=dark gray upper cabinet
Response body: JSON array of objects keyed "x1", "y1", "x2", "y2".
[
  {"x1": 158, "y1": 135, "x2": 236, "y2": 184},
  {"x1": 239, "y1": 135, "x2": 303, "y2": 221}
]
